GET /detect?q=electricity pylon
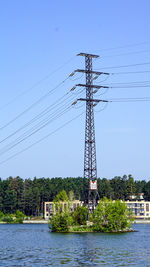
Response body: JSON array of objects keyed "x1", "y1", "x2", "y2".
[{"x1": 75, "y1": 52, "x2": 109, "y2": 212}]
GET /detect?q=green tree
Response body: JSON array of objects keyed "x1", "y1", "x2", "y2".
[
  {"x1": 54, "y1": 190, "x2": 69, "y2": 202},
  {"x1": 98, "y1": 178, "x2": 113, "y2": 199},
  {"x1": 15, "y1": 210, "x2": 25, "y2": 223},
  {"x1": 72, "y1": 206, "x2": 88, "y2": 225},
  {"x1": 68, "y1": 190, "x2": 75, "y2": 201},
  {"x1": 0, "y1": 211, "x2": 4, "y2": 221},
  {"x1": 92, "y1": 197, "x2": 132, "y2": 232},
  {"x1": 2, "y1": 214, "x2": 14, "y2": 223},
  {"x1": 49, "y1": 210, "x2": 73, "y2": 232},
  {"x1": 8, "y1": 176, "x2": 24, "y2": 211},
  {"x1": 127, "y1": 175, "x2": 135, "y2": 198},
  {"x1": 3, "y1": 189, "x2": 17, "y2": 213},
  {"x1": 24, "y1": 179, "x2": 33, "y2": 216}
]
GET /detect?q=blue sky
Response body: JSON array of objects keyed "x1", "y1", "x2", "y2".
[{"x1": 0, "y1": 0, "x2": 150, "y2": 180}]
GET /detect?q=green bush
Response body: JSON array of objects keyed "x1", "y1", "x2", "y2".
[
  {"x1": 3, "y1": 214, "x2": 14, "y2": 223},
  {"x1": 72, "y1": 206, "x2": 88, "y2": 225},
  {"x1": 15, "y1": 210, "x2": 25, "y2": 223},
  {"x1": 54, "y1": 190, "x2": 69, "y2": 202},
  {"x1": 49, "y1": 198, "x2": 132, "y2": 233},
  {"x1": 0, "y1": 210, "x2": 25, "y2": 224},
  {"x1": 91, "y1": 197, "x2": 132, "y2": 232},
  {"x1": 70, "y1": 225, "x2": 93, "y2": 232},
  {"x1": 49, "y1": 211, "x2": 73, "y2": 232},
  {"x1": 0, "y1": 211, "x2": 4, "y2": 221}
]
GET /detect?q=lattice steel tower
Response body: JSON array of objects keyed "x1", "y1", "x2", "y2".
[{"x1": 75, "y1": 52, "x2": 109, "y2": 211}]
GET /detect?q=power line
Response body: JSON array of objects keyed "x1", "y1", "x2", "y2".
[
  {"x1": 96, "y1": 75, "x2": 110, "y2": 84},
  {"x1": 95, "y1": 102, "x2": 109, "y2": 113},
  {"x1": 0, "y1": 88, "x2": 85, "y2": 146},
  {"x1": 99, "y1": 41, "x2": 150, "y2": 52},
  {"x1": 101, "y1": 49, "x2": 150, "y2": 58},
  {"x1": 0, "y1": 92, "x2": 73, "y2": 145},
  {"x1": 96, "y1": 62, "x2": 150, "y2": 70},
  {"x1": 107, "y1": 97, "x2": 150, "y2": 102},
  {"x1": 0, "y1": 112, "x2": 84, "y2": 166},
  {"x1": 0, "y1": 55, "x2": 76, "y2": 111},
  {"x1": 113, "y1": 80, "x2": 150, "y2": 84},
  {"x1": 0, "y1": 76, "x2": 70, "y2": 130},
  {"x1": 103, "y1": 80, "x2": 150, "y2": 85},
  {"x1": 112, "y1": 70, "x2": 150, "y2": 75},
  {"x1": 0, "y1": 105, "x2": 72, "y2": 156},
  {"x1": 96, "y1": 86, "x2": 150, "y2": 90},
  {"x1": 0, "y1": 90, "x2": 85, "y2": 155},
  {"x1": 95, "y1": 81, "x2": 150, "y2": 90}
]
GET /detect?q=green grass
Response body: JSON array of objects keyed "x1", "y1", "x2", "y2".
[{"x1": 69, "y1": 225, "x2": 94, "y2": 232}]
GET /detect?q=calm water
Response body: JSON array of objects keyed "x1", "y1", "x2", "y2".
[{"x1": 0, "y1": 224, "x2": 150, "y2": 266}]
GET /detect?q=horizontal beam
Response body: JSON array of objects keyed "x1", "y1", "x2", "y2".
[
  {"x1": 78, "y1": 98, "x2": 109, "y2": 103},
  {"x1": 77, "y1": 53, "x2": 99, "y2": 58},
  {"x1": 76, "y1": 84, "x2": 109, "y2": 89},
  {"x1": 75, "y1": 69, "x2": 110, "y2": 75}
]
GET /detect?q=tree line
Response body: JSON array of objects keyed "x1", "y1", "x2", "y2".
[{"x1": 0, "y1": 174, "x2": 150, "y2": 216}]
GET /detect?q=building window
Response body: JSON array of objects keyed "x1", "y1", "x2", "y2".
[
  {"x1": 49, "y1": 204, "x2": 53, "y2": 210},
  {"x1": 140, "y1": 208, "x2": 144, "y2": 212},
  {"x1": 146, "y1": 204, "x2": 149, "y2": 212},
  {"x1": 46, "y1": 204, "x2": 49, "y2": 212}
]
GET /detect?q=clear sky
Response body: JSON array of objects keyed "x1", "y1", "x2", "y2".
[{"x1": 0, "y1": 0, "x2": 150, "y2": 180}]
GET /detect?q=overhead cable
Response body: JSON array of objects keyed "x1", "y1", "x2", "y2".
[
  {"x1": 100, "y1": 41, "x2": 150, "y2": 52},
  {"x1": 101, "y1": 49, "x2": 150, "y2": 58},
  {"x1": 0, "y1": 76, "x2": 70, "y2": 131},
  {"x1": 112, "y1": 70, "x2": 150, "y2": 75},
  {"x1": 0, "y1": 105, "x2": 72, "y2": 156},
  {"x1": 0, "y1": 55, "x2": 76, "y2": 111},
  {"x1": 96, "y1": 62, "x2": 150, "y2": 70},
  {"x1": 0, "y1": 91, "x2": 85, "y2": 155},
  {"x1": 107, "y1": 97, "x2": 150, "y2": 102},
  {"x1": 0, "y1": 112, "x2": 84, "y2": 165}
]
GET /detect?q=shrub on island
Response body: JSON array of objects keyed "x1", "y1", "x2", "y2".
[
  {"x1": 91, "y1": 197, "x2": 133, "y2": 232},
  {"x1": 49, "y1": 196, "x2": 133, "y2": 233}
]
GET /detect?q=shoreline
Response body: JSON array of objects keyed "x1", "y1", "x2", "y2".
[
  {"x1": 22, "y1": 219, "x2": 150, "y2": 224},
  {"x1": 23, "y1": 220, "x2": 48, "y2": 224},
  {"x1": 134, "y1": 219, "x2": 150, "y2": 224},
  {"x1": 0, "y1": 219, "x2": 150, "y2": 224}
]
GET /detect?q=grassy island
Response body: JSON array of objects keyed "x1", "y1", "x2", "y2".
[{"x1": 49, "y1": 196, "x2": 133, "y2": 233}]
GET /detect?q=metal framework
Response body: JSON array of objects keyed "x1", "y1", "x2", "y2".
[{"x1": 76, "y1": 52, "x2": 109, "y2": 212}]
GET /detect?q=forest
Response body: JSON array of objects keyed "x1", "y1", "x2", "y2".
[{"x1": 0, "y1": 175, "x2": 150, "y2": 216}]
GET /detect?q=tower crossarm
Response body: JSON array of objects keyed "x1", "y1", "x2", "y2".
[
  {"x1": 76, "y1": 84, "x2": 109, "y2": 89},
  {"x1": 77, "y1": 52, "x2": 99, "y2": 58},
  {"x1": 75, "y1": 69, "x2": 110, "y2": 75},
  {"x1": 77, "y1": 98, "x2": 109, "y2": 103}
]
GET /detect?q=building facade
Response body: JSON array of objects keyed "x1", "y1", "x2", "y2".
[
  {"x1": 126, "y1": 200, "x2": 150, "y2": 219},
  {"x1": 44, "y1": 200, "x2": 83, "y2": 220},
  {"x1": 44, "y1": 198, "x2": 150, "y2": 220}
]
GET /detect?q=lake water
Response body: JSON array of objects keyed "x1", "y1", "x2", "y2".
[{"x1": 0, "y1": 223, "x2": 150, "y2": 266}]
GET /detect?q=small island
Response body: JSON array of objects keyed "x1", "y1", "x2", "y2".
[{"x1": 49, "y1": 191, "x2": 134, "y2": 233}]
